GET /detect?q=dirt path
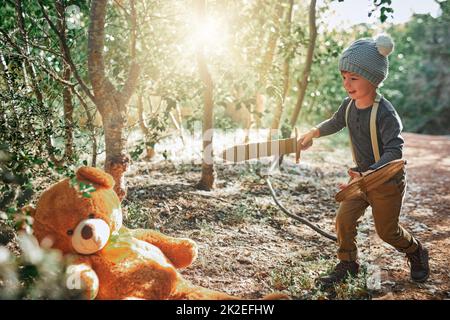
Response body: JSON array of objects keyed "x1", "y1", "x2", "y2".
[{"x1": 370, "y1": 133, "x2": 450, "y2": 299}]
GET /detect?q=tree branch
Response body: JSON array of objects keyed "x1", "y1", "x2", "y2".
[
  {"x1": 71, "y1": 88, "x2": 99, "y2": 167},
  {"x1": 120, "y1": 0, "x2": 140, "y2": 105},
  {"x1": 87, "y1": 0, "x2": 119, "y2": 112},
  {"x1": 37, "y1": 0, "x2": 95, "y2": 103},
  {"x1": 0, "y1": 29, "x2": 76, "y2": 87},
  {"x1": 265, "y1": 177, "x2": 336, "y2": 241}
]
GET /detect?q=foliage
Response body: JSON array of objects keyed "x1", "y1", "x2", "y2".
[
  {"x1": 0, "y1": 0, "x2": 94, "y2": 216},
  {"x1": 69, "y1": 176, "x2": 96, "y2": 199},
  {"x1": 0, "y1": 232, "x2": 84, "y2": 299},
  {"x1": 384, "y1": 1, "x2": 450, "y2": 134}
]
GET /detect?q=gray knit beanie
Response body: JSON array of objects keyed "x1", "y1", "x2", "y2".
[{"x1": 339, "y1": 34, "x2": 395, "y2": 87}]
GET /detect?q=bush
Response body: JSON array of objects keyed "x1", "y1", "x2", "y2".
[{"x1": 0, "y1": 232, "x2": 84, "y2": 300}]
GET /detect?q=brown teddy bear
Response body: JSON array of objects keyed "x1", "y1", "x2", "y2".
[{"x1": 28, "y1": 167, "x2": 285, "y2": 300}]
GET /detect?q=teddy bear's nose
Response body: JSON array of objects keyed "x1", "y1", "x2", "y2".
[{"x1": 81, "y1": 225, "x2": 93, "y2": 240}]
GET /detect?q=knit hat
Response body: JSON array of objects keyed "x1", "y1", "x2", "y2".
[{"x1": 339, "y1": 34, "x2": 395, "y2": 87}]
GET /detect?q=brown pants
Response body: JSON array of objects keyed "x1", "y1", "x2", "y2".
[{"x1": 336, "y1": 170, "x2": 418, "y2": 261}]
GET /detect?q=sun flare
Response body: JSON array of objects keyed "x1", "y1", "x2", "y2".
[{"x1": 189, "y1": 15, "x2": 228, "y2": 54}]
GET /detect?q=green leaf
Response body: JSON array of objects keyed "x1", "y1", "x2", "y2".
[{"x1": 82, "y1": 192, "x2": 92, "y2": 198}]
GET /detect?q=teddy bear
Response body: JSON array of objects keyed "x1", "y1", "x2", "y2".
[{"x1": 28, "y1": 166, "x2": 285, "y2": 300}]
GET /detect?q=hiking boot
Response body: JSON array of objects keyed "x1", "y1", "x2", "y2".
[
  {"x1": 406, "y1": 242, "x2": 430, "y2": 282},
  {"x1": 317, "y1": 261, "x2": 359, "y2": 288}
]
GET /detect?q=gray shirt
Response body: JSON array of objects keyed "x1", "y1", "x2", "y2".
[{"x1": 316, "y1": 97, "x2": 404, "y2": 172}]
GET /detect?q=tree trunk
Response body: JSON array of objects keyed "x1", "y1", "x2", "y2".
[
  {"x1": 56, "y1": 2, "x2": 74, "y2": 163},
  {"x1": 195, "y1": 0, "x2": 215, "y2": 191},
  {"x1": 88, "y1": 0, "x2": 139, "y2": 200},
  {"x1": 289, "y1": 0, "x2": 317, "y2": 131},
  {"x1": 103, "y1": 111, "x2": 129, "y2": 200},
  {"x1": 61, "y1": 66, "x2": 74, "y2": 161},
  {"x1": 196, "y1": 58, "x2": 215, "y2": 190},
  {"x1": 270, "y1": 0, "x2": 294, "y2": 139}
]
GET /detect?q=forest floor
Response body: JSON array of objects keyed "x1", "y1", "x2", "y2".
[
  {"x1": 1, "y1": 131, "x2": 448, "y2": 300},
  {"x1": 120, "y1": 131, "x2": 450, "y2": 300}
]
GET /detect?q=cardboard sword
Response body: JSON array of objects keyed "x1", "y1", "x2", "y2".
[{"x1": 221, "y1": 129, "x2": 312, "y2": 163}]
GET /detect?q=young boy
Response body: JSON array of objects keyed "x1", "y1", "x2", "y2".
[{"x1": 298, "y1": 35, "x2": 430, "y2": 286}]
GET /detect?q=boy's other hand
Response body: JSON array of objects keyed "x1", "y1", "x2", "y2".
[
  {"x1": 347, "y1": 169, "x2": 362, "y2": 180},
  {"x1": 338, "y1": 169, "x2": 375, "y2": 190},
  {"x1": 338, "y1": 182, "x2": 349, "y2": 190},
  {"x1": 338, "y1": 169, "x2": 362, "y2": 190}
]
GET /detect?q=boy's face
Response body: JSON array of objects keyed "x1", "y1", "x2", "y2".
[{"x1": 341, "y1": 71, "x2": 376, "y2": 101}]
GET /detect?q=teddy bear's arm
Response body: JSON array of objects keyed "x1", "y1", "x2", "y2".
[
  {"x1": 65, "y1": 257, "x2": 100, "y2": 300},
  {"x1": 128, "y1": 228, "x2": 198, "y2": 269}
]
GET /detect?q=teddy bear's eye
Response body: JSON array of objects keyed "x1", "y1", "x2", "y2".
[
  {"x1": 88, "y1": 213, "x2": 95, "y2": 219},
  {"x1": 67, "y1": 229, "x2": 74, "y2": 236}
]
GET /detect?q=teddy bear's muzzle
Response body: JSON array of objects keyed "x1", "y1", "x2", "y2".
[
  {"x1": 81, "y1": 225, "x2": 94, "y2": 240},
  {"x1": 72, "y1": 219, "x2": 111, "y2": 255}
]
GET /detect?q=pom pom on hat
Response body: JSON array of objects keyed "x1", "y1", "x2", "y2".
[{"x1": 375, "y1": 34, "x2": 394, "y2": 57}]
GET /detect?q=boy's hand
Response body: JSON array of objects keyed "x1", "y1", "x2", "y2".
[
  {"x1": 337, "y1": 169, "x2": 359, "y2": 190},
  {"x1": 297, "y1": 128, "x2": 319, "y2": 151},
  {"x1": 347, "y1": 168, "x2": 362, "y2": 179},
  {"x1": 338, "y1": 183, "x2": 349, "y2": 190},
  {"x1": 338, "y1": 169, "x2": 375, "y2": 190}
]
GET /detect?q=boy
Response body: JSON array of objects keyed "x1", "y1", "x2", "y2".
[{"x1": 298, "y1": 35, "x2": 430, "y2": 286}]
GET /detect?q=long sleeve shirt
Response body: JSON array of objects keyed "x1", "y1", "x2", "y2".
[{"x1": 316, "y1": 97, "x2": 404, "y2": 172}]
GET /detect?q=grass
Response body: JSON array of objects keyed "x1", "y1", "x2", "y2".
[
  {"x1": 269, "y1": 253, "x2": 372, "y2": 300},
  {"x1": 194, "y1": 219, "x2": 216, "y2": 238},
  {"x1": 333, "y1": 265, "x2": 371, "y2": 300},
  {"x1": 223, "y1": 203, "x2": 251, "y2": 226},
  {"x1": 123, "y1": 200, "x2": 161, "y2": 230}
]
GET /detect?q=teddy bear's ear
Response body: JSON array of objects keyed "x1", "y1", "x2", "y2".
[
  {"x1": 21, "y1": 205, "x2": 36, "y2": 217},
  {"x1": 76, "y1": 167, "x2": 115, "y2": 189}
]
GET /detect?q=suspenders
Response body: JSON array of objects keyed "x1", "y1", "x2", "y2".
[{"x1": 345, "y1": 93, "x2": 382, "y2": 166}]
